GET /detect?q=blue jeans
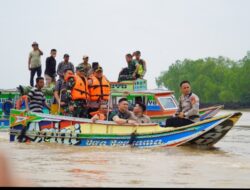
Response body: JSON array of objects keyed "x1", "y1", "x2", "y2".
[{"x1": 30, "y1": 66, "x2": 42, "y2": 87}]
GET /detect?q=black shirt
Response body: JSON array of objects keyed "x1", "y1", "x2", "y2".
[{"x1": 45, "y1": 56, "x2": 56, "y2": 77}]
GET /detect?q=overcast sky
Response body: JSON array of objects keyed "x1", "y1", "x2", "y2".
[{"x1": 1, "y1": 0, "x2": 250, "y2": 89}]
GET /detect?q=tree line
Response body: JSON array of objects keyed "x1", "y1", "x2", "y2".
[{"x1": 156, "y1": 54, "x2": 250, "y2": 107}]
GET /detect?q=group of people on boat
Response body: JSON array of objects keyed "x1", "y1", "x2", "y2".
[
  {"x1": 19, "y1": 41, "x2": 151, "y2": 125},
  {"x1": 20, "y1": 41, "x2": 199, "y2": 127},
  {"x1": 28, "y1": 42, "x2": 147, "y2": 88}
]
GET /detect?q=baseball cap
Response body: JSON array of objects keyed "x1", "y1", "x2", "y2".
[
  {"x1": 94, "y1": 66, "x2": 103, "y2": 72},
  {"x1": 76, "y1": 65, "x2": 84, "y2": 72},
  {"x1": 32, "y1": 41, "x2": 38, "y2": 46},
  {"x1": 83, "y1": 55, "x2": 89, "y2": 59}
]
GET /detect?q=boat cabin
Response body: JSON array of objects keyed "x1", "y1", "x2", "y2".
[{"x1": 110, "y1": 79, "x2": 178, "y2": 124}]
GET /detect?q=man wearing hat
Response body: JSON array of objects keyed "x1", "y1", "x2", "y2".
[
  {"x1": 78, "y1": 55, "x2": 91, "y2": 78},
  {"x1": 65, "y1": 65, "x2": 89, "y2": 118},
  {"x1": 57, "y1": 54, "x2": 75, "y2": 79},
  {"x1": 88, "y1": 66, "x2": 111, "y2": 117},
  {"x1": 28, "y1": 42, "x2": 43, "y2": 87}
]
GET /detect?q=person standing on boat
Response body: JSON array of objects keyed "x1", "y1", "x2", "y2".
[
  {"x1": 87, "y1": 66, "x2": 111, "y2": 117},
  {"x1": 165, "y1": 80, "x2": 200, "y2": 127},
  {"x1": 53, "y1": 68, "x2": 74, "y2": 115},
  {"x1": 28, "y1": 42, "x2": 43, "y2": 87},
  {"x1": 57, "y1": 54, "x2": 75, "y2": 79},
  {"x1": 26, "y1": 77, "x2": 50, "y2": 113},
  {"x1": 78, "y1": 55, "x2": 91, "y2": 78},
  {"x1": 65, "y1": 65, "x2": 89, "y2": 118},
  {"x1": 108, "y1": 98, "x2": 138, "y2": 125},
  {"x1": 133, "y1": 102, "x2": 151, "y2": 123},
  {"x1": 44, "y1": 49, "x2": 57, "y2": 87}
]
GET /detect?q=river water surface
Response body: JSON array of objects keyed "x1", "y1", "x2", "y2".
[{"x1": 0, "y1": 110, "x2": 249, "y2": 187}]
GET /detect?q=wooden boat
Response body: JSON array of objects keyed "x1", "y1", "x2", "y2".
[{"x1": 9, "y1": 109, "x2": 242, "y2": 148}]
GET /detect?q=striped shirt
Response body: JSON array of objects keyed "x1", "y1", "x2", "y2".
[{"x1": 28, "y1": 87, "x2": 46, "y2": 113}]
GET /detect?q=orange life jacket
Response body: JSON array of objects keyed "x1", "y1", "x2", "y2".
[
  {"x1": 66, "y1": 74, "x2": 89, "y2": 100},
  {"x1": 89, "y1": 111, "x2": 106, "y2": 120},
  {"x1": 88, "y1": 75, "x2": 111, "y2": 101}
]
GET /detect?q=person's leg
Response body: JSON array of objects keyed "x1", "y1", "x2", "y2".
[
  {"x1": 165, "y1": 117, "x2": 193, "y2": 127},
  {"x1": 179, "y1": 118, "x2": 194, "y2": 126},
  {"x1": 37, "y1": 66, "x2": 42, "y2": 77},
  {"x1": 30, "y1": 68, "x2": 36, "y2": 87},
  {"x1": 165, "y1": 117, "x2": 177, "y2": 127}
]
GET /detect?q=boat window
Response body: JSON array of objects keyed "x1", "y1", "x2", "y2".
[{"x1": 157, "y1": 97, "x2": 177, "y2": 110}]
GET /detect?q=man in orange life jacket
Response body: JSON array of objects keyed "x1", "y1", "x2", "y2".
[
  {"x1": 65, "y1": 65, "x2": 89, "y2": 118},
  {"x1": 87, "y1": 66, "x2": 111, "y2": 118}
]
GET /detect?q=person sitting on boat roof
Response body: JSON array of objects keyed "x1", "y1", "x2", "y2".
[
  {"x1": 133, "y1": 102, "x2": 151, "y2": 123},
  {"x1": 26, "y1": 77, "x2": 50, "y2": 113},
  {"x1": 165, "y1": 80, "x2": 200, "y2": 127},
  {"x1": 87, "y1": 66, "x2": 111, "y2": 117},
  {"x1": 57, "y1": 54, "x2": 75, "y2": 79},
  {"x1": 65, "y1": 65, "x2": 90, "y2": 118},
  {"x1": 108, "y1": 98, "x2": 138, "y2": 125},
  {"x1": 77, "y1": 55, "x2": 91, "y2": 78},
  {"x1": 53, "y1": 68, "x2": 74, "y2": 115},
  {"x1": 132, "y1": 50, "x2": 147, "y2": 79},
  {"x1": 118, "y1": 53, "x2": 138, "y2": 82},
  {"x1": 90, "y1": 101, "x2": 111, "y2": 122}
]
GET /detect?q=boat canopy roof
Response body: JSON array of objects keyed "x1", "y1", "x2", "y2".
[{"x1": 111, "y1": 79, "x2": 175, "y2": 96}]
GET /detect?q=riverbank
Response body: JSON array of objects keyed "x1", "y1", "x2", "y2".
[{"x1": 200, "y1": 102, "x2": 250, "y2": 110}]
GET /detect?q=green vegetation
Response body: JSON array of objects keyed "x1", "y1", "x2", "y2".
[{"x1": 156, "y1": 54, "x2": 250, "y2": 104}]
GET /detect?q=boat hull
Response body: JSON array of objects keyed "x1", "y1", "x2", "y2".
[{"x1": 9, "y1": 109, "x2": 241, "y2": 148}]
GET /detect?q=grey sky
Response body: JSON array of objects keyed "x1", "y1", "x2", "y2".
[{"x1": 1, "y1": 0, "x2": 250, "y2": 89}]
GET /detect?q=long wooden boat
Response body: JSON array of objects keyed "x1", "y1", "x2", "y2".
[{"x1": 9, "y1": 109, "x2": 242, "y2": 148}]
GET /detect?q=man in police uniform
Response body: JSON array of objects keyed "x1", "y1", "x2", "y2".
[
  {"x1": 65, "y1": 65, "x2": 89, "y2": 118},
  {"x1": 165, "y1": 80, "x2": 200, "y2": 127}
]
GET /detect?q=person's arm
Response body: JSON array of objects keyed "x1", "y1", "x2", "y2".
[
  {"x1": 132, "y1": 63, "x2": 139, "y2": 78},
  {"x1": 112, "y1": 115, "x2": 128, "y2": 125},
  {"x1": 28, "y1": 53, "x2": 32, "y2": 70},
  {"x1": 184, "y1": 95, "x2": 200, "y2": 118},
  {"x1": 71, "y1": 63, "x2": 75, "y2": 73},
  {"x1": 25, "y1": 96, "x2": 29, "y2": 112},
  {"x1": 128, "y1": 112, "x2": 138, "y2": 124},
  {"x1": 91, "y1": 114, "x2": 100, "y2": 123},
  {"x1": 142, "y1": 61, "x2": 147, "y2": 77},
  {"x1": 53, "y1": 90, "x2": 60, "y2": 105},
  {"x1": 56, "y1": 63, "x2": 61, "y2": 77},
  {"x1": 175, "y1": 96, "x2": 182, "y2": 117},
  {"x1": 37, "y1": 46, "x2": 43, "y2": 56}
]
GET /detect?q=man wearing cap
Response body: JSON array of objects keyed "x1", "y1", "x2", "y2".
[
  {"x1": 78, "y1": 55, "x2": 91, "y2": 78},
  {"x1": 65, "y1": 65, "x2": 89, "y2": 118},
  {"x1": 28, "y1": 42, "x2": 43, "y2": 87},
  {"x1": 88, "y1": 66, "x2": 111, "y2": 116},
  {"x1": 57, "y1": 54, "x2": 75, "y2": 79}
]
